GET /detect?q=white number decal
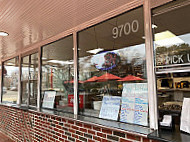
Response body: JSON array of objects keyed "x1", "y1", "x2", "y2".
[
  {"x1": 118, "y1": 25, "x2": 124, "y2": 37},
  {"x1": 124, "y1": 22, "x2": 130, "y2": 35},
  {"x1": 132, "y1": 20, "x2": 139, "y2": 33},
  {"x1": 112, "y1": 20, "x2": 139, "y2": 39},
  {"x1": 112, "y1": 27, "x2": 119, "y2": 39}
]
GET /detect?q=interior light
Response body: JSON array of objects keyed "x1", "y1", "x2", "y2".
[
  {"x1": 7, "y1": 63, "x2": 15, "y2": 66},
  {"x1": 47, "y1": 60, "x2": 73, "y2": 65},
  {"x1": 155, "y1": 30, "x2": 184, "y2": 46},
  {"x1": 42, "y1": 57, "x2": 47, "y2": 60},
  {"x1": 0, "y1": 31, "x2": 9, "y2": 36},
  {"x1": 87, "y1": 48, "x2": 104, "y2": 54}
]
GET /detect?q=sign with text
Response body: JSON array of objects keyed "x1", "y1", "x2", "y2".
[
  {"x1": 180, "y1": 98, "x2": 190, "y2": 134},
  {"x1": 99, "y1": 96, "x2": 121, "y2": 120},
  {"x1": 120, "y1": 83, "x2": 148, "y2": 126},
  {"x1": 68, "y1": 94, "x2": 84, "y2": 109},
  {"x1": 42, "y1": 91, "x2": 56, "y2": 109},
  {"x1": 156, "y1": 53, "x2": 190, "y2": 66}
]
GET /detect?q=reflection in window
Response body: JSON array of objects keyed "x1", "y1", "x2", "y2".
[
  {"x1": 21, "y1": 53, "x2": 38, "y2": 106},
  {"x1": 41, "y1": 35, "x2": 73, "y2": 112},
  {"x1": 153, "y1": 0, "x2": 190, "y2": 129},
  {"x1": 78, "y1": 7, "x2": 148, "y2": 126},
  {"x1": 2, "y1": 57, "x2": 19, "y2": 104}
]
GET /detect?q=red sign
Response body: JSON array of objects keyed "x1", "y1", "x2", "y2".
[{"x1": 68, "y1": 94, "x2": 84, "y2": 108}]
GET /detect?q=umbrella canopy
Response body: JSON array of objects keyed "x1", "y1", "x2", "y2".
[
  {"x1": 84, "y1": 76, "x2": 98, "y2": 83},
  {"x1": 96, "y1": 73, "x2": 121, "y2": 82},
  {"x1": 118, "y1": 75, "x2": 144, "y2": 81}
]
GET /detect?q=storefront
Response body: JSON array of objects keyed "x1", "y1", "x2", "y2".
[{"x1": 0, "y1": 0, "x2": 190, "y2": 141}]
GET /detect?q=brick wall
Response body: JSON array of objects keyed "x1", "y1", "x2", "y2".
[{"x1": 0, "y1": 105, "x2": 159, "y2": 142}]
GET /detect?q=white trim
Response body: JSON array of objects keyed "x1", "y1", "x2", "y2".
[
  {"x1": 17, "y1": 55, "x2": 22, "y2": 105},
  {"x1": 0, "y1": 63, "x2": 2, "y2": 102},
  {"x1": 37, "y1": 47, "x2": 42, "y2": 109},
  {"x1": 144, "y1": 0, "x2": 158, "y2": 130},
  {"x1": 73, "y1": 33, "x2": 78, "y2": 115}
]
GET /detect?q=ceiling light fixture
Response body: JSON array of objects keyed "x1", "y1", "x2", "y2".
[
  {"x1": 42, "y1": 57, "x2": 47, "y2": 60},
  {"x1": 47, "y1": 60, "x2": 73, "y2": 65},
  {"x1": 155, "y1": 30, "x2": 184, "y2": 46},
  {"x1": 0, "y1": 31, "x2": 9, "y2": 36},
  {"x1": 87, "y1": 48, "x2": 104, "y2": 54}
]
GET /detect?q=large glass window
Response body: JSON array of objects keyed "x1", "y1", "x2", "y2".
[
  {"x1": 2, "y1": 57, "x2": 19, "y2": 104},
  {"x1": 78, "y1": 7, "x2": 149, "y2": 126},
  {"x1": 153, "y1": 0, "x2": 190, "y2": 130},
  {"x1": 41, "y1": 35, "x2": 73, "y2": 112},
  {"x1": 21, "y1": 53, "x2": 38, "y2": 106}
]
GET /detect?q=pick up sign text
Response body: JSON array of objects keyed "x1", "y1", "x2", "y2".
[{"x1": 156, "y1": 53, "x2": 190, "y2": 66}]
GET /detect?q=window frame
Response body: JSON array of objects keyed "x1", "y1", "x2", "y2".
[
  {"x1": 1, "y1": 56, "x2": 19, "y2": 104},
  {"x1": 40, "y1": 34, "x2": 74, "y2": 112},
  {"x1": 20, "y1": 51, "x2": 39, "y2": 108},
  {"x1": 0, "y1": 0, "x2": 162, "y2": 130},
  {"x1": 152, "y1": 0, "x2": 190, "y2": 130}
]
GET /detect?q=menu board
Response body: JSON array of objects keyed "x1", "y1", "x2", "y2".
[
  {"x1": 99, "y1": 96, "x2": 121, "y2": 120},
  {"x1": 42, "y1": 91, "x2": 56, "y2": 109},
  {"x1": 120, "y1": 83, "x2": 148, "y2": 126}
]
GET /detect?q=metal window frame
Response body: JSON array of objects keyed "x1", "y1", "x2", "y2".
[
  {"x1": 0, "y1": 0, "x2": 175, "y2": 130},
  {"x1": 73, "y1": 32, "x2": 79, "y2": 116},
  {"x1": 37, "y1": 47, "x2": 42, "y2": 110},
  {"x1": 74, "y1": 1, "x2": 158, "y2": 130},
  {"x1": 1, "y1": 57, "x2": 19, "y2": 104},
  {"x1": 20, "y1": 50, "x2": 39, "y2": 108},
  {"x1": 0, "y1": 63, "x2": 3, "y2": 103},
  {"x1": 144, "y1": 0, "x2": 158, "y2": 130},
  {"x1": 17, "y1": 54, "x2": 22, "y2": 105}
]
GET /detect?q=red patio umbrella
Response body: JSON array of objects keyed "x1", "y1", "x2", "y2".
[
  {"x1": 84, "y1": 76, "x2": 98, "y2": 83},
  {"x1": 96, "y1": 73, "x2": 121, "y2": 82},
  {"x1": 117, "y1": 75, "x2": 144, "y2": 81}
]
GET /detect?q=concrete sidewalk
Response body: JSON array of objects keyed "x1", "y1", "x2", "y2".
[{"x1": 0, "y1": 132, "x2": 14, "y2": 142}]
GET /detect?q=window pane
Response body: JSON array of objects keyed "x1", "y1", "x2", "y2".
[
  {"x1": 153, "y1": 0, "x2": 190, "y2": 129},
  {"x1": 21, "y1": 56, "x2": 29, "y2": 104},
  {"x1": 29, "y1": 53, "x2": 38, "y2": 106},
  {"x1": 41, "y1": 35, "x2": 73, "y2": 112},
  {"x1": 21, "y1": 53, "x2": 38, "y2": 106},
  {"x1": 2, "y1": 57, "x2": 19, "y2": 104},
  {"x1": 78, "y1": 7, "x2": 148, "y2": 126}
]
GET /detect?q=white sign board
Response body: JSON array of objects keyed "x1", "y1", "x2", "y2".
[
  {"x1": 120, "y1": 83, "x2": 148, "y2": 126},
  {"x1": 99, "y1": 96, "x2": 121, "y2": 121},
  {"x1": 42, "y1": 91, "x2": 56, "y2": 109},
  {"x1": 180, "y1": 98, "x2": 190, "y2": 134}
]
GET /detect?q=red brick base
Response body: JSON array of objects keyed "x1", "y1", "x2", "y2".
[{"x1": 0, "y1": 105, "x2": 159, "y2": 142}]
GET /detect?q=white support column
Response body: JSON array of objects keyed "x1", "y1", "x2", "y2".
[
  {"x1": 73, "y1": 32, "x2": 79, "y2": 116},
  {"x1": 144, "y1": 0, "x2": 158, "y2": 130},
  {"x1": 17, "y1": 55, "x2": 22, "y2": 105},
  {"x1": 0, "y1": 63, "x2": 3, "y2": 102},
  {"x1": 37, "y1": 47, "x2": 42, "y2": 110}
]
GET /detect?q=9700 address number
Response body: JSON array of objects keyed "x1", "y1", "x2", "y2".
[{"x1": 112, "y1": 20, "x2": 139, "y2": 39}]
